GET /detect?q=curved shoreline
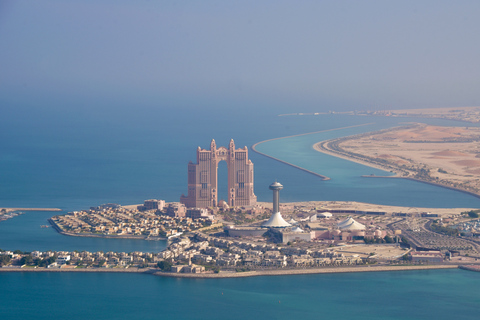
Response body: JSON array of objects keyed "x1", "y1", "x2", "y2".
[
  {"x1": 313, "y1": 135, "x2": 480, "y2": 200},
  {"x1": 48, "y1": 218, "x2": 167, "y2": 241},
  {"x1": 313, "y1": 140, "x2": 397, "y2": 176},
  {"x1": 251, "y1": 123, "x2": 375, "y2": 181},
  {"x1": 253, "y1": 122, "x2": 480, "y2": 202}
]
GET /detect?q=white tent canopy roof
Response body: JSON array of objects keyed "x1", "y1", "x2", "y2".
[
  {"x1": 288, "y1": 218, "x2": 298, "y2": 224},
  {"x1": 337, "y1": 217, "x2": 365, "y2": 230},
  {"x1": 291, "y1": 226, "x2": 304, "y2": 233},
  {"x1": 262, "y1": 212, "x2": 291, "y2": 228}
]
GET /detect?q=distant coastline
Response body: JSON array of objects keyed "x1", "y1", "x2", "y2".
[{"x1": 313, "y1": 130, "x2": 480, "y2": 200}]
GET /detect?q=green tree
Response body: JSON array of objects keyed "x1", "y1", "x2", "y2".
[
  {"x1": 19, "y1": 255, "x2": 34, "y2": 266},
  {"x1": 157, "y1": 260, "x2": 172, "y2": 271},
  {"x1": 38, "y1": 256, "x2": 56, "y2": 267},
  {"x1": 384, "y1": 236, "x2": 394, "y2": 243},
  {"x1": 468, "y1": 211, "x2": 479, "y2": 218},
  {"x1": 0, "y1": 255, "x2": 11, "y2": 266},
  {"x1": 401, "y1": 254, "x2": 411, "y2": 261}
]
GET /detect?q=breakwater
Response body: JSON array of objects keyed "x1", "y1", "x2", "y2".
[
  {"x1": 251, "y1": 123, "x2": 374, "y2": 181},
  {"x1": 1, "y1": 264, "x2": 459, "y2": 277},
  {"x1": 459, "y1": 265, "x2": 480, "y2": 272},
  {"x1": 148, "y1": 264, "x2": 459, "y2": 278}
]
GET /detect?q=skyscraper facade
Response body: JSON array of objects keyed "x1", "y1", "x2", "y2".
[{"x1": 180, "y1": 139, "x2": 257, "y2": 208}]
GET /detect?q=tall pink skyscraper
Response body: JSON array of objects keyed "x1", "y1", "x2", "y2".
[{"x1": 180, "y1": 139, "x2": 257, "y2": 208}]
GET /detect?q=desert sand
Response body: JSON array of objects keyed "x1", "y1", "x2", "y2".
[{"x1": 315, "y1": 124, "x2": 480, "y2": 197}]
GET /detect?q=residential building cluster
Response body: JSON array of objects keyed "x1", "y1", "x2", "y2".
[
  {"x1": 451, "y1": 219, "x2": 480, "y2": 237},
  {"x1": 158, "y1": 233, "x2": 364, "y2": 273},
  {"x1": 0, "y1": 249, "x2": 160, "y2": 269},
  {"x1": 50, "y1": 200, "x2": 216, "y2": 238}
]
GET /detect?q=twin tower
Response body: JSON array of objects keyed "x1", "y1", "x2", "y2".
[{"x1": 180, "y1": 139, "x2": 257, "y2": 208}]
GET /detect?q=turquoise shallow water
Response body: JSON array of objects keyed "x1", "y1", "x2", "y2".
[
  {"x1": 1, "y1": 269, "x2": 479, "y2": 320},
  {"x1": 2, "y1": 108, "x2": 480, "y2": 319},
  {"x1": 1, "y1": 113, "x2": 480, "y2": 253},
  {"x1": 255, "y1": 122, "x2": 480, "y2": 208},
  {"x1": 0, "y1": 211, "x2": 166, "y2": 253}
]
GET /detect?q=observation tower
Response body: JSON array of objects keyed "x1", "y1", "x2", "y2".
[{"x1": 262, "y1": 181, "x2": 291, "y2": 228}]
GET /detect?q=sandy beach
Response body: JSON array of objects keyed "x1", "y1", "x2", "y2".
[
  {"x1": 313, "y1": 139, "x2": 399, "y2": 176},
  {"x1": 313, "y1": 124, "x2": 480, "y2": 198}
]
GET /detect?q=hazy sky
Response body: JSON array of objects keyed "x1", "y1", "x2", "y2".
[{"x1": 1, "y1": 1, "x2": 480, "y2": 112}]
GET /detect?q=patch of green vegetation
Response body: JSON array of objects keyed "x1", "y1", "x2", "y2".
[
  {"x1": 0, "y1": 255, "x2": 12, "y2": 266},
  {"x1": 430, "y1": 222, "x2": 459, "y2": 236},
  {"x1": 157, "y1": 260, "x2": 172, "y2": 271},
  {"x1": 463, "y1": 210, "x2": 480, "y2": 218}
]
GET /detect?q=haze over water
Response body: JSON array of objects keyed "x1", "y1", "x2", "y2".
[{"x1": 2, "y1": 2, "x2": 480, "y2": 319}]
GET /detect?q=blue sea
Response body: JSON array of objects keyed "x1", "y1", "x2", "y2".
[
  {"x1": 1, "y1": 269, "x2": 479, "y2": 320},
  {"x1": 1, "y1": 106, "x2": 480, "y2": 319}
]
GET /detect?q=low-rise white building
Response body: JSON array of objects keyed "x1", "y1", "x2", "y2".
[{"x1": 56, "y1": 255, "x2": 71, "y2": 265}]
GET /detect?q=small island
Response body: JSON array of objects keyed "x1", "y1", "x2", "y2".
[
  {"x1": 4, "y1": 198, "x2": 479, "y2": 277},
  {"x1": 1, "y1": 207, "x2": 61, "y2": 222}
]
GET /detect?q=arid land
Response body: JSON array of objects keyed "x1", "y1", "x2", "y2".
[{"x1": 315, "y1": 124, "x2": 480, "y2": 197}]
